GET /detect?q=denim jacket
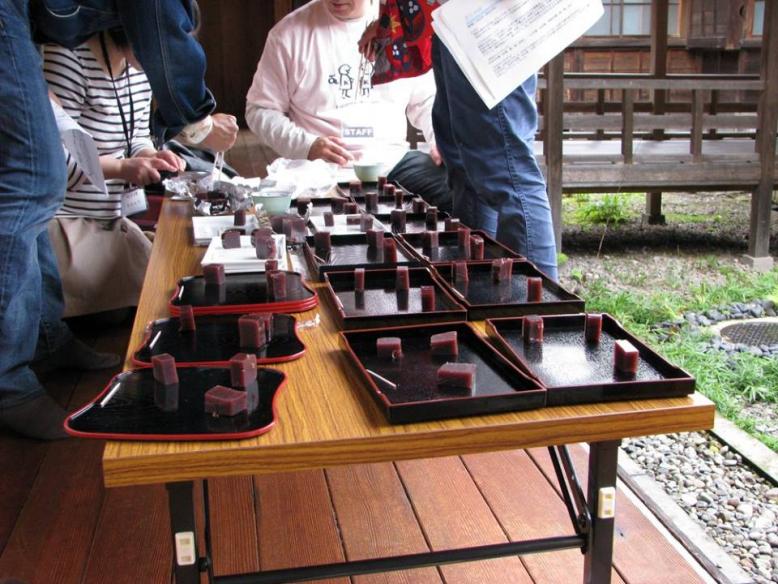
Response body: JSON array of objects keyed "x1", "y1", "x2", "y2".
[{"x1": 30, "y1": 0, "x2": 216, "y2": 142}]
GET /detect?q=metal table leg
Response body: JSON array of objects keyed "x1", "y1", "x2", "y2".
[
  {"x1": 167, "y1": 481, "x2": 202, "y2": 584},
  {"x1": 583, "y1": 440, "x2": 620, "y2": 584}
]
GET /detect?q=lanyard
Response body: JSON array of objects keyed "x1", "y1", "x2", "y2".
[{"x1": 98, "y1": 32, "x2": 135, "y2": 160}]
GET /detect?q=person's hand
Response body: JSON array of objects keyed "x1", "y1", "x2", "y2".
[
  {"x1": 200, "y1": 113, "x2": 239, "y2": 152},
  {"x1": 358, "y1": 19, "x2": 379, "y2": 62},
  {"x1": 118, "y1": 157, "x2": 178, "y2": 186},
  {"x1": 152, "y1": 149, "x2": 186, "y2": 172},
  {"x1": 429, "y1": 144, "x2": 443, "y2": 166},
  {"x1": 308, "y1": 136, "x2": 354, "y2": 166}
]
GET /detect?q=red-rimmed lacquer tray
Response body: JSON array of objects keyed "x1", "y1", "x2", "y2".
[
  {"x1": 340, "y1": 322, "x2": 545, "y2": 423},
  {"x1": 65, "y1": 367, "x2": 286, "y2": 441},
  {"x1": 373, "y1": 211, "x2": 453, "y2": 234},
  {"x1": 169, "y1": 271, "x2": 318, "y2": 315},
  {"x1": 399, "y1": 230, "x2": 523, "y2": 264},
  {"x1": 485, "y1": 314, "x2": 695, "y2": 407},
  {"x1": 434, "y1": 260, "x2": 584, "y2": 320},
  {"x1": 133, "y1": 314, "x2": 305, "y2": 367},
  {"x1": 323, "y1": 267, "x2": 466, "y2": 330}
]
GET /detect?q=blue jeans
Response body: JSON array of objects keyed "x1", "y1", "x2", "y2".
[
  {"x1": 431, "y1": 36, "x2": 558, "y2": 281},
  {"x1": 0, "y1": 0, "x2": 70, "y2": 408},
  {"x1": 387, "y1": 150, "x2": 452, "y2": 213}
]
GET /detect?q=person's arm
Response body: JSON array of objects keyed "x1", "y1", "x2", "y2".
[{"x1": 245, "y1": 104, "x2": 318, "y2": 160}]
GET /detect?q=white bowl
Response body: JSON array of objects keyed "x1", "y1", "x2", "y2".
[
  {"x1": 252, "y1": 190, "x2": 292, "y2": 216},
  {"x1": 353, "y1": 163, "x2": 384, "y2": 183}
]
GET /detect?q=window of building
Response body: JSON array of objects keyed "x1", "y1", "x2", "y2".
[
  {"x1": 586, "y1": 0, "x2": 680, "y2": 36},
  {"x1": 753, "y1": 0, "x2": 765, "y2": 36}
]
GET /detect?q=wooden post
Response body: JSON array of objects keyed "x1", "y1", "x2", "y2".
[
  {"x1": 651, "y1": 0, "x2": 669, "y2": 141},
  {"x1": 644, "y1": 192, "x2": 666, "y2": 225},
  {"x1": 545, "y1": 54, "x2": 565, "y2": 253},
  {"x1": 621, "y1": 89, "x2": 634, "y2": 164},
  {"x1": 747, "y1": 0, "x2": 777, "y2": 269},
  {"x1": 690, "y1": 89, "x2": 705, "y2": 162}
]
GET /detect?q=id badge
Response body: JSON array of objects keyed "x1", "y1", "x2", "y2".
[{"x1": 121, "y1": 188, "x2": 148, "y2": 217}]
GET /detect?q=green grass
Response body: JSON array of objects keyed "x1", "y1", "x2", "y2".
[
  {"x1": 578, "y1": 266, "x2": 778, "y2": 450},
  {"x1": 665, "y1": 212, "x2": 723, "y2": 225},
  {"x1": 563, "y1": 193, "x2": 642, "y2": 226}
]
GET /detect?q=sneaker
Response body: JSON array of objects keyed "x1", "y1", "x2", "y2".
[{"x1": 44, "y1": 337, "x2": 121, "y2": 372}]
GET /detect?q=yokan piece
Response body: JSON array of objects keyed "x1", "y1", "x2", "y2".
[
  {"x1": 345, "y1": 214, "x2": 361, "y2": 225},
  {"x1": 614, "y1": 339, "x2": 639, "y2": 375},
  {"x1": 377, "y1": 175, "x2": 387, "y2": 190},
  {"x1": 430, "y1": 331, "x2": 458, "y2": 357},
  {"x1": 323, "y1": 211, "x2": 335, "y2": 226},
  {"x1": 437, "y1": 362, "x2": 476, "y2": 390},
  {"x1": 420, "y1": 285, "x2": 436, "y2": 312},
  {"x1": 422, "y1": 230, "x2": 439, "y2": 251},
  {"x1": 203, "y1": 263, "x2": 225, "y2": 286},
  {"x1": 395, "y1": 266, "x2": 410, "y2": 290},
  {"x1": 296, "y1": 196, "x2": 311, "y2": 216},
  {"x1": 384, "y1": 184, "x2": 396, "y2": 197},
  {"x1": 267, "y1": 270, "x2": 287, "y2": 301},
  {"x1": 470, "y1": 235, "x2": 485, "y2": 260},
  {"x1": 284, "y1": 216, "x2": 306, "y2": 244},
  {"x1": 522, "y1": 315, "x2": 544, "y2": 344},
  {"x1": 457, "y1": 227, "x2": 471, "y2": 250},
  {"x1": 454, "y1": 260, "x2": 469, "y2": 282},
  {"x1": 239, "y1": 314, "x2": 267, "y2": 348},
  {"x1": 230, "y1": 353, "x2": 258, "y2": 387},
  {"x1": 314, "y1": 231, "x2": 332, "y2": 255},
  {"x1": 152, "y1": 353, "x2": 179, "y2": 385},
  {"x1": 344, "y1": 202, "x2": 359, "y2": 214},
  {"x1": 178, "y1": 305, "x2": 196, "y2": 332},
  {"x1": 366, "y1": 228, "x2": 382, "y2": 249},
  {"x1": 425, "y1": 207, "x2": 438, "y2": 230},
  {"x1": 390, "y1": 209, "x2": 406, "y2": 232},
  {"x1": 412, "y1": 197, "x2": 427, "y2": 214},
  {"x1": 349, "y1": 180, "x2": 362, "y2": 196},
  {"x1": 354, "y1": 268, "x2": 366, "y2": 292},
  {"x1": 492, "y1": 258, "x2": 514, "y2": 282},
  {"x1": 382, "y1": 237, "x2": 398, "y2": 263},
  {"x1": 331, "y1": 198, "x2": 346, "y2": 214},
  {"x1": 204, "y1": 385, "x2": 248, "y2": 417},
  {"x1": 585, "y1": 313, "x2": 603, "y2": 344},
  {"x1": 444, "y1": 218, "x2": 460, "y2": 231},
  {"x1": 376, "y1": 336, "x2": 403, "y2": 360},
  {"x1": 255, "y1": 232, "x2": 277, "y2": 259},
  {"x1": 396, "y1": 289, "x2": 409, "y2": 311},
  {"x1": 526, "y1": 277, "x2": 543, "y2": 302},
  {"x1": 221, "y1": 230, "x2": 242, "y2": 249},
  {"x1": 394, "y1": 190, "x2": 404, "y2": 209},
  {"x1": 365, "y1": 192, "x2": 378, "y2": 212},
  {"x1": 264, "y1": 259, "x2": 278, "y2": 271},
  {"x1": 360, "y1": 213, "x2": 374, "y2": 232},
  {"x1": 269, "y1": 215, "x2": 285, "y2": 233},
  {"x1": 251, "y1": 313, "x2": 274, "y2": 343},
  {"x1": 233, "y1": 208, "x2": 246, "y2": 226}
]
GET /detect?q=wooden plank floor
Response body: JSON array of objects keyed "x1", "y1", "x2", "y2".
[{"x1": 0, "y1": 322, "x2": 710, "y2": 584}]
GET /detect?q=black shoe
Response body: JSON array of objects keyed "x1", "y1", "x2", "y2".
[
  {"x1": 45, "y1": 337, "x2": 121, "y2": 372},
  {"x1": 0, "y1": 394, "x2": 69, "y2": 440}
]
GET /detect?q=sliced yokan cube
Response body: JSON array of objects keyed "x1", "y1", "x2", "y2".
[
  {"x1": 345, "y1": 214, "x2": 361, "y2": 225},
  {"x1": 203, "y1": 263, "x2": 225, "y2": 286},
  {"x1": 349, "y1": 180, "x2": 362, "y2": 197},
  {"x1": 221, "y1": 229, "x2": 241, "y2": 249},
  {"x1": 331, "y1": 198, "x2": 346, "y2": 214},
  {"x1": 178, "y1": 305, "x2": 196, "y2": 332},
  {"x1": 323, "y1": 211, "x2": 335, "y2": 226},
  {"x1": 314, "y1": 231, "x2": 332, "y2": 255},
  {"x1": 382, "y1": 237, "x2": 398, "y2": 263},
  {"x1": 365, "y1": 192, "x2": 378, "y2": 213},
  {"x1": 394, "y1": 190, "x2": 405, "y2": 209},
  {"x1": 233, "y1": 209, "x2": 246, "y2": 226},
  {"x1": 354, "y1": 268, "x2": 365, "y2": 292},
  {"x1": 585, "y1": 313, "x2": 603, "y2": 344},
  {"x1": 390, "y1": 209, "x2": 406, "y2": 233},
  {"x1": 395, "y1": 266, "x2": 410, "y2": 291},
  {"x1": 425, "y1": 207, "x2": 438, "y2": 230},
  {"x1": 296, "y1": 196, "x2": 311, "y2": 216},
  {"x1": 492, "y1": 258, "x2": 514, "y2": 282},
  {"x1": 255, "y1": 233, "x2": 277, "y2": 259},
  {"x1": 457, "y1": 227, "x2": 471, "y2": 250},
  {"x1": 444, "y1": 218, "x2": 460, "y2": 231},
  {"x1": 614, "y1": 339, "x2": 639, "y2": 375},
  {"x1": 437, "y1": 362, "x2": 476, "y2": 390},
  {"x1": 366, "y1": 228, "x2": 382, "y2": 249},
  {"x1": 430, "y1": 331, "x2": 458, "y2": 357},
  {"x1": 376, "y1": 336, "x2": 403, "y2": 360},
  {"x1": 359, "y1": 213, "x2": 374, "y2": 232},
  {"x1": 421, "y1": 285, "x2": 436, "y2": 312},
  {"x1": 470, "y1": 235, "x2": 484, "y2": 260},
  {"x1": 230, "y1": 353, "x2": 258, "y2": 387},
  {"x1": 412, "y1": 198, "x2": 427, "y2": 214},
  {"x1": 267, "y1": 270, "x2": 287, "y2": 301},
  {"x1": 422, "y1": 230, "x2": 438, "y2": 251},
  {"x1": 264, "y1": 259, "x2": 278, "y2": 271},
  {"x1": 284, "y1": 216, "x2": 306, "y2": 244},
  {"x1": 377, "y1": 176, "x2": 387, "y2": 190},
  {"x1": 454, "y1": 260, "x2": 469, "y2": 282},
  {"x1": 526, "y1": 277, "x2": 543, "y2": 302},
  {"x1": 344, "y1": 202, "x2": 359, "y2": 214},
  {"x1": 384, "y1": 184, "x2": 396, "y2": 197},
  {"x1": 152, "y1": 353, "x2": 179, "y2": 386},
  {"x1": 239, "y1": 315, "x2": 266, "y2": 348},
  {"x1": 204, "y1": 385, "x2": 248, "y2": 417},
  {"x1": 522, "y1": 315, "x2": 544, "y2": 344}
]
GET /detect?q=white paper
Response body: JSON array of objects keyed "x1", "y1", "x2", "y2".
[
  {"x1": 120, "y1": 188, "x2": 148, "y2": 217},
  {"x1": 50, "y1": 99, "x2": 108, "y2": 194},
  {"x1": 200, "y1": 234, "x2": 288, "y2": 273},
  {"x1": 432, "y1": 0, "x2": 604, "y2": 109}
]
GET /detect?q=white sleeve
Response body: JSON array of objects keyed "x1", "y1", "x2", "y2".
[
  {"x1": 404, "y1": 70, "x2": 437, "y2": 145},
  {"x1": 245, "y1": 31, "x2": 318, "y2": 160}
]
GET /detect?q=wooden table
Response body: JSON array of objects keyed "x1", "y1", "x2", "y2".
[{"x1": 104, "y1": 199, "x2": 714, "y2": 584}]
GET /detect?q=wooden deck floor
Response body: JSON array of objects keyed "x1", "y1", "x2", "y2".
[{"x1": 0, "y1": 321, "x2": 714, "y2": 584}]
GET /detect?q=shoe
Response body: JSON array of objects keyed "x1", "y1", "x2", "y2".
[
  {"x1": 0, "y1": 394, "x2": 69, "y2": 440},
  {"x1": 45, "y1": 337, "x2": 121, "y2": 371}
]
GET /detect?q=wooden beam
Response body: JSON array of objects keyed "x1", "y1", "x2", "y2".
[
  {"x1": 749, "y1": 0, "x2": 778, "y2": 261},
  {"x1": 651, "y1": 0, "x2": 669, "y2": 136},
  {"x1": 690, "y1": 89, "x2": 705, "y2": 161},
  {"x1": 621, "y1": 89, "x2": 635, "y2": 164},
  {"x1": 544, "y1": 54, "x2": 565, "y2": 253}
]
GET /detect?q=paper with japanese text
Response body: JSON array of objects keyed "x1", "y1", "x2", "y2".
[
  {"x1": 50, "y1": 98, "x2": 107, "y2": 194},
  {"x1": 432, "y1": 0, "x2": 603, "y2": 109}
]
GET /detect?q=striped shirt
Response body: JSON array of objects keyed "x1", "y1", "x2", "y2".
[{"x1": 43, "y1": 43, "x2": 154, "y2": 218}]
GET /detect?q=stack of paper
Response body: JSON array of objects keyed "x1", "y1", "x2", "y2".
[
  {"x1": 200, "y1": 234, "x2": 288, "y2": 273},
  {"x1": 432, "y1": 0, "x2": 604, "y2": 110}
]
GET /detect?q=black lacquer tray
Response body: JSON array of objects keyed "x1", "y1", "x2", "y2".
[
  {"x1": 292, "y1": 197, "x2": 352, "y2": 218},
  {"x1": 65, "y1": 367, "x2": 286, "y2": 441},
  {"x1": 307, "y1": 213, "x2": 388, "y2": 235},
  {"x1": 486, "y1": 314, "x2": 695, "y2": 406},
  {"x1": 353, "y1": 194, "x2": 414, "y2": 215},
  {"x1": 169, "y1": 272, "x2": 318, "y2": 315},
  {"x1": 340, "y1": 322, "x2": 545, "y2": 423},
  {"x1": 302, "y1": 233, "x2": 421, "y2": 281},
  {"x1": 133, "y1": 314, "x2": 305, "y2": 366},
  {"x1": 323, "y1": 268, "x2": 466, "y2": 330},
  {"x1": 435, "y1": 261, "x2": 584, "y2": 320},
  {"x1": 373, "y1": 212, "x2": 452, "y2": 234},
  {"x1": 399, "y1": 230, "x2": 523, "y2": 264}
]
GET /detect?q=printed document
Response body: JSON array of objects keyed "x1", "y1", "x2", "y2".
[
  {"x1": 432, "y1": 0, "x2": 604, "y2": 109},
  {"x1": 50, "y1": 99, "x2": 107, "y2": 194}
]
